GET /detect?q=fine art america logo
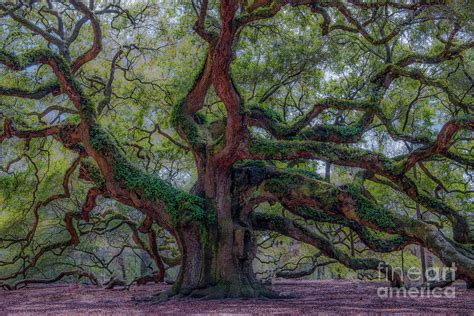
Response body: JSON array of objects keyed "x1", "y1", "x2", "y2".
[{"x1": 376, "y1": 262, "x2": 457, "y2": 298}]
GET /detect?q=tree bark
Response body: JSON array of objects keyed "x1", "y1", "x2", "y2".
[
  {"x1": 172, "y1": 221, "x2": 266, "y2": 298},
  {"x1": 170, "y1": 166, "x2": 274, "y2": 298}
]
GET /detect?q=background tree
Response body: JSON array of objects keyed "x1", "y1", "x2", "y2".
[{"x1": 0, "y1": 0, "x2": 473, "y2": 298}]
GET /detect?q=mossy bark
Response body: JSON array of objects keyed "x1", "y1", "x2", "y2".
[
  {"x1": 170, "y1": 166, "x2": 272, "y2": 298},
  {"x1": 172, "y1": 224, "x2": 263, "y2": 298}
]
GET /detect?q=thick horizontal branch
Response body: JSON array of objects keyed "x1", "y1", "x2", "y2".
[
  {"x1": 0, "y1": 118, "x2": 84, "y2": 155},
  {"x1": 286, "y1": 206, "x2": 409, "y2": 253},
  {"x1": 234, "y1": 162, "x2": 408, "y2": 253},
  {"x1": 247, "y1": 122, "x2": 474, "y2": 243},
  {"x1": 0, "y1": 118, "x2": 60, "y2": 143},
  {"x1": 0, "y1": 82, "x2": 61, "y2": 99},
  {"x1": 253, "y1": 169, "x2": 474, "y2": 284},
  {"x1": 1, "y1": 270, "x2": 99, "y2": 291},
  {"x1": 371, "y1": 43, "x2": 474, "y2": 91},
  {"x1": 248, "y1": 102, "x2": 373, "y2": 143},
  {"x1": 248, "y1": 98, "x2": 468, "y2": 146},
  {"x1": 252, "y1": 212, "x2": 402, "y2": 286}
]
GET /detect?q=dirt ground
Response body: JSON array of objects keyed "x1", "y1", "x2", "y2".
[{"x1": 1, "y1": 280, "x2": 473, "y2": 315}]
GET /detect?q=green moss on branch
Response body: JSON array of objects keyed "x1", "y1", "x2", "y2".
[{"x1": 88, "y1": 125, "x2": 212, "y2": 226}]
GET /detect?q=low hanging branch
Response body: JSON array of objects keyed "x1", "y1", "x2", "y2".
[
  {"x1": 252, "y1": 212, "x2": 403, "y2": 287},
  {"x1": 1, "y1": 270, "x2": 99, "y2": 291}
]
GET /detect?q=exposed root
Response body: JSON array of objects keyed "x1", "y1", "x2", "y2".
[
  {"x1": 104, "y1": 277, "x2": 127, "y2": 290},
  {"x1": 133, "y1": 281, "x2": 295, "y2": 304},
  {"x1": 185, "y1": 282, "x2": 295, "y2": 300},
  {"x1": 132, "y1": 289, "x2": 175, "y2": 304}
]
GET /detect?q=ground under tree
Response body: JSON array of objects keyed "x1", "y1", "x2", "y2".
[{"x1": 0, "y1": 0, "x2": 473, "y2": 299}]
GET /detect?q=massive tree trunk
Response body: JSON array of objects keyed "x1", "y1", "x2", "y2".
[
  {"x1": 169, "y1": 165, "x2": 267, "y2": 298},
  {"x1": 173, "y1": 222, "x2": 260, "y2": 298}
]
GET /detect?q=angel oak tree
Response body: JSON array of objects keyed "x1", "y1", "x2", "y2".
[{"x1": 0, "y1": 0, "x2": 473, "y2": 298}]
